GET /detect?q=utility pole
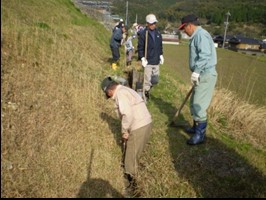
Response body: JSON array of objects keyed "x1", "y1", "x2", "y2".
[
  {"x1": 135, "y1": 14, "x2": 138, "y2": 23},
  {"x1": 125, "y1": 1, "x2": 128, "y2": 27},
  {"x1": 222, "y1": 11, "x2": 231, "y2": 49}
]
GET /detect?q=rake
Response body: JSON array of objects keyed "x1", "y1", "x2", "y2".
[{"x1": 169, "y1": 86, "x2": 193, "y2": 127}]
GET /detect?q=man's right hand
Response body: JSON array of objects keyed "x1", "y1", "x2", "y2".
[
  {"x1": 191, "y1": 72, "x2": 200, "y2": 86},
  {"x1": 141, "y1": 57, "x2": 148, "y2": 68},
  {"x1": 122, "y1": 132, "x2": 129, "y2": 140}
]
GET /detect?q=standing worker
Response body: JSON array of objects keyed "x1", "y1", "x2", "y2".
[
  {"x1": 101, "y1": 76, "x2": 152, "y2": 195},
  {"x1": 137, "y1": 13, "x2": 164, "y2": 101},
  {"x1": 113, "y1": 18, "x2": 124, "y2": 31},
  {"x1": 178, "y1": 14, "x2": 218, "y2": 145},
  {"x1": 124, "y1": 33, "x2": 136, "y2": 66},
  {"x1": 132, "y1": 22, "x2": 144, "y2": 37},
  {"x1": 110, "y1": 22, "x2": 126, "y2": 70}
]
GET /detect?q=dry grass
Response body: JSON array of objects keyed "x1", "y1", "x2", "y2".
[
  {"x1": 1, "y1": 0, "x2": 125, "y2": 197},
  {"x1": 210, "y1": 89, "x2": 266, "y2": 150},
  {"x1": 1, "y1": 0, "x2": 266, "y2": 198}
]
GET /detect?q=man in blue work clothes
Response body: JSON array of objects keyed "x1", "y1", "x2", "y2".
[
  {"x1": 137, "y1": 14, "x2": 164, "y2": 101},
  {"x1": 178, "y1": 14, "x2": 217, "y2": 145},
  {"x1": 110, "y1": 22, "x2": 126, "y2": 70}
]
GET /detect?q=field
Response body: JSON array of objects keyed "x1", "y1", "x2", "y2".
[
  {"x1": 164, "y1": 43, "x2": 266, "y2": 106},
  {"x1": 1, "y1": 0, "x2": 266, "y2": 198}
]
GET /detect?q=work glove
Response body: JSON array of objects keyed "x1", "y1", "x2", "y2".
[
  {"x1": 122, "y1": 33, "x2": 127, "y2": 41},
  {"x1": 141, "y1": 57, "x2": 148, "y2": 68},
  {"x1": 122, "y1": 132, "x2": 129, "y2": 140},
  {"x1": 160, "y1": 55, "x2": 164, "y2": 65},
  {"x1": 191, "y1": 72, "x2": 200, "y2": 86}
]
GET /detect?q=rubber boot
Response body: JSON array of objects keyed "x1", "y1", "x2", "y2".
[
  {"x1": 126, "y1": 61, "x2": 131, "y2": 66},
  {"x1": 145, "y1": 91, "x2": 150, "y2": 101},
  {"x1": 111, "y1": 63, "x2": 117, "y2": 70},
  {"x1": 124, "y1": 174, "x2": 140, "y2": 197},
  {"x1": 185, "y1": 120, "x2": 196, "y2": 134},
  {"x1": 187, "y1": 121, "x2": 207, "y2": 145}
]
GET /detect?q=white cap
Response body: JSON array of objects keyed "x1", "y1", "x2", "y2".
[
  {"x1": 132, "y1": 22, "x2": 138, "y2": 28},
  {"x1": 146, "y1": 14, "x2": 158, "y2": 24}
]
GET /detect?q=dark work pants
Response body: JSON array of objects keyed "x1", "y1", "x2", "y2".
[{"x1": 111, "y1": 46, "x2": 120, "y2": 62}]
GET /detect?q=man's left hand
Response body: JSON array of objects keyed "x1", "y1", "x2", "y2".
[{"x1": 160, "y1": 55, "x2": 164, "y2": 65}]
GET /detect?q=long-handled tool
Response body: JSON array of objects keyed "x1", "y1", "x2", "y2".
[
  {"x1": 170, "y1": 86, "x2": 193, "y2": 127},
  {"x1": 142, "y1": 30, "x2": 149, "y2": 103},
  {"x1": 121, "y1": 139, "x2": 127, "y2": 168}
]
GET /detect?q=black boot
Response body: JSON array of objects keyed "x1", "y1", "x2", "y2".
[
  {"x1": 126, "y1": 61, "x2": 131, "y2": 66},
  {"x1": 185, "y1": 120, "x2": 196, "y2": 134},
  {"x1": 145, "y1": 90, "x2": 150, "y2": 101},
  {"x1": 124, "y1": 174, "x2": 140, "y2": 197},
  {"x1": 187, "y1": 121, "x2": 207, "y2": 145}
]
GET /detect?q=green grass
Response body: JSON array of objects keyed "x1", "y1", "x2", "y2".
[{"x1": 163, "y1": 43, "x2": 266, "y2": 106}]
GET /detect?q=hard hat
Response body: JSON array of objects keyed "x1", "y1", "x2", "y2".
[
  {"x1": 132, "y1": 22, "x2": 138, "y2": 28},
  {"x1": 146, "y1": 14, "x2": 158, "y2": 24},
  {"x1": 101, "y1": 76, "x2": 116, "y2": 98}
]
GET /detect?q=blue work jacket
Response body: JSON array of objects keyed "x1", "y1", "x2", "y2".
[
  {"x1": 189, "y1": 26, "x2": 217, "y2": 74},
  {"x1": 137, "y1": 28, "x2": 163, "y2": 65},
  {"x1": 110, "y1": 27, "x2": 123, "y2": 48}
]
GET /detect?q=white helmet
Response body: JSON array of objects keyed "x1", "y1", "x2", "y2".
[{"x1": 146, "y1": 14, "x2": 158, "y2": 24}]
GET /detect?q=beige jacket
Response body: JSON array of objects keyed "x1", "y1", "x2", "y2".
[{"x1": 111, "y1": 85, "x2": 152, "y2": 133}]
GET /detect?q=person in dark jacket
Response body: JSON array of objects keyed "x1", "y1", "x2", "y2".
[
  {"x1": 137, "y1": 14, "x2": 164, "y2": 101},
  {"x1": 110, "y1": 22, "x2": 126, "y2": 70}
]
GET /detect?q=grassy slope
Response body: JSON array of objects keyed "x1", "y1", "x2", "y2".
[
  {"x1": 1, "y1": 0, "x2": 265, "y2": 198},
  {"x1": 143, "y1": 59, "x2": 266, "y2": 197},
  {"x1": 1, "y1": 0, "x2": 123, "y2": 198}
]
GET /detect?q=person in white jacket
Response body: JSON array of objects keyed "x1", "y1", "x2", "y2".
[
  {"x1": 132, "y1": 22, "x2": 144, "y2": 36},
  {"x1": 101, "y1": 76, "x2": 152, "y2": 196},
  {"x1": 124, "y1": 34, "x2": 136, "y2": 66}
]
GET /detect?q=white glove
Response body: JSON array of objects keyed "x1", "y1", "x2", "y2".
[
  {"x1": 122, "y1": 33, "x2": 127, "y2": 41},
  {"x1": 141, "y1": 57, "x2": 148, "y2": 68},
  {"x1": 160, "y1": 55, "x2": 164, "y2": 65},
  {"x1": 191, "y1": 72, "x2": 200, "y2": 86}
]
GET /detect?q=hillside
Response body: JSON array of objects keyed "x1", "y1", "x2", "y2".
[
  {"x1": 1, "y1": 0, "x2": 266, "y2": 198},
  {"x1": 112, "y1": 0, "x2": 266, "y2": 39}
]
